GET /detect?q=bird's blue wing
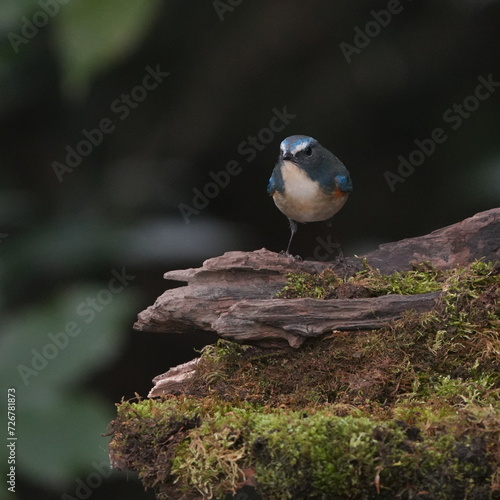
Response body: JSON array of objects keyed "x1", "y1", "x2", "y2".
[
  {"x1": 267, "y1": 165, "x2": 284, "y2": 195},
  {"x1": 267, "y1": 175, "x2": 276, "y2": 195},
  {"x1": 334, "y1": 174, "x2": 353, "y2": 193}
]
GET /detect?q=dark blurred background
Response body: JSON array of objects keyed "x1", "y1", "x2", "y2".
[{"x1": 1, "y1": 0, "x2": 499, "y2": 498}]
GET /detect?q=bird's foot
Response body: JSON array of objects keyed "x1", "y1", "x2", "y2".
[
  {"x1": 332, "y1": 253, "x2": 351, "y2": 280},
  {"x1": 279, "y1": 250, "x2": 303, "y2": 261}
]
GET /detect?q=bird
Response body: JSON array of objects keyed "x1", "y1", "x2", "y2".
[{"x1": 267, "y1": 135, "x2": 352, "y2": 256}]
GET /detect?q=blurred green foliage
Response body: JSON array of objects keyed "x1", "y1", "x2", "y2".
[
  {"x1": 54, "y1": 0, "x2": 162, "y2": 97},
  {"x1": 0, "y1": 286, "x2": 137, "y2": 489},
  {"x1": 0, "y1": 1, "x2": 153, "y2": 495},
  {"x1": 2, "y1": 0, "x2": 161, "y2": 96}
]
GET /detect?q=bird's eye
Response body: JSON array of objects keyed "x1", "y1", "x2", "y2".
[{"x1": 305, "y1": 146, "x2": 312, "y2": 156}]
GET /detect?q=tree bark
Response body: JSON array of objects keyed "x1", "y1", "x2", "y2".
[{"x1": 135, "y1": 208, "x2": 499, "y2": 349}]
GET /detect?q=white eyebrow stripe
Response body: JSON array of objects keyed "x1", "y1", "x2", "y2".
[
  {"x1": 290, "y1": 140, "x2": 311, "y2": 156},
  {"x1": 281, "y1": 139, "x2": 312, "y2": 156}
]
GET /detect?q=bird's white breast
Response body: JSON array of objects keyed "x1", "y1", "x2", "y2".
[{"x1": 273, "y1": 161, "x2": 348, "y2": 223}]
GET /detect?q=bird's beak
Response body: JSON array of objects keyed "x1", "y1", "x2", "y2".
[{"x1": 281, "y1": 152, "x2": 293, "y2": 161}]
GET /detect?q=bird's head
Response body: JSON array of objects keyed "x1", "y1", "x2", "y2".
[
  {"x1": 278, "y1": 135, "x2": 352, "y2": 193},
  {"x1": 279, "y1": 135, "x2": 322, "y2": 166}
]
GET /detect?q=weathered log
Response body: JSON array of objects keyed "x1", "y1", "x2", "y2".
[
  {"x1": 135, "y1": 209, "x2": 499, "y2": 349},
  {"x1": 134, "y1": 248, "x2": 333, "y2": 336},
  {"x1": 213, "y1": 292, "x2": 440, "y2": 348},
  {"x1": 362, "y1": 207, "x2": 500, "y2": 274},
  {"x1": 148, "y1": 358, "x2": 200, "y2": 397}
]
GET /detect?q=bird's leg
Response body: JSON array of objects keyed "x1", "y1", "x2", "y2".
[
  {"x1": 326, "y1": 218, "x2": 348, "y2": 279},
  {"x1": 326, "y1": 218, "x2": 343, "y2": 259},
  {"x1": 286, "y1": 218, "x2": 298, "y2": 255}
]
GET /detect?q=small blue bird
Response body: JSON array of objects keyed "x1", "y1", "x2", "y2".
[{"x1": 267, "y1": 135, "x2": 352, "y2": 255}]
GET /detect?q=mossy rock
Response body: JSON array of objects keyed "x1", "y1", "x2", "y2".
[{"x1": 109, "y1": 261, "x2": 500, "y2": 499}]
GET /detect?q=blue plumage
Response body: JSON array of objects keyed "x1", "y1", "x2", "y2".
[
  {"x1": 267, "y1": 163, "x2": 284, "y2": 195},
  {"x1": 268, "y1": 135, "x2": 352, "y2": 254},
  {"x1": 334, "y1": 174, "x2": 353, "y2": 193}
]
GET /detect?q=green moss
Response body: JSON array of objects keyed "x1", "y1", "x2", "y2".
[
  {"x1": 172, "y1": 414, "x2": 248, "y2": 498},
  {"x1": 250, "y1": 412, "x2": 389, "y2": 498},
  {"x1": 277, "y1": 261, "x2": 451, "y2": 299},
  {"x1": 108, "y1": 397, "x2": 202, "y2": 496},
  {"x1": 110, "y1": 398, "x2": 500, "y2": 499},
  {"x1": 108, "y1": 261, "x2": 500, "y2": 499},
  {"x1": 355, "y1": 260, "x2": 445, "y2": 295},
  {"x1": 276, "y1": 269, "x2": 343, "y2": 299}
]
